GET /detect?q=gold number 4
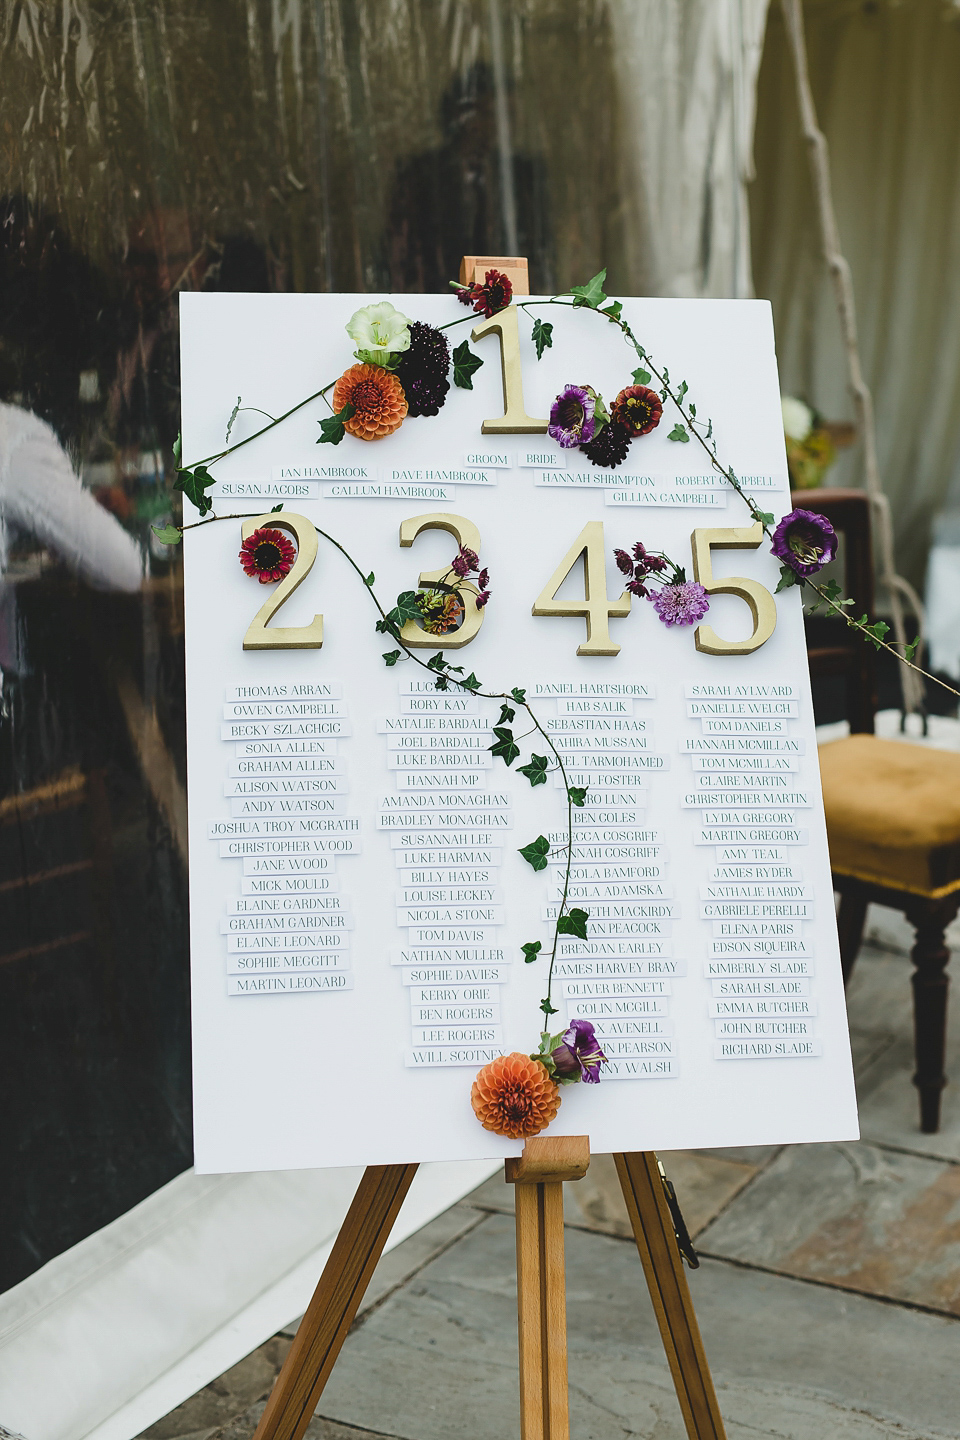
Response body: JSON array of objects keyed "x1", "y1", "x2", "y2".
[
  {"x1": 241, "y1": 512, "x2": 324, "y2": 650},
  {"x1": 532, "y1": 521, "x2": 632, "y2": 656},
  {"x1": 398, "y1": 513, "x2": 486, "y2": 650},
  {"x1": 690, "y1": 522, "x2": 777, "y2": 655},
  {"x1": 471, "y1": 306, "x2": 548, "y2": 435}
]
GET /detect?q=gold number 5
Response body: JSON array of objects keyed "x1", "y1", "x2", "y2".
[
  {"x1": 690, "y1": 522, "x2": 777, "y2": 656},
  {"x1": 241, "y1": 512, "x2": 324, "y2": 650},
  {"x1": 398, "y1": 513, "x2": 486, "y2": 649}
]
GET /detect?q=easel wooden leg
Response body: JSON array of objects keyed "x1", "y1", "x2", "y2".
[
  {"x1": 615, "y1": 1153, "x2": 726, "y2": 1440},
  {"x1": 253, "y1": 1162, "x2": 418, "y2": 1440},
  {"x1": 506, "y1": 1136, "x2": 591, "y2": 1440}
]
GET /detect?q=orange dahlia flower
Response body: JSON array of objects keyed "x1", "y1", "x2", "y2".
[
  {"x1": 332, "y1": 363, "x2": 407, "y2": 441},
  {"x1": 470, "y1": 1053, "x2": 561, "y2": 1139}
]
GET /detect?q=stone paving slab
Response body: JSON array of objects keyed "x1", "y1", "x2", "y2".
[
  {"x1": 312, "y1": 1210, "x2": 960, "y2": 1440},
  {"x1": 698, "y1": 1140, "x2": 960, "y2": 1315}
]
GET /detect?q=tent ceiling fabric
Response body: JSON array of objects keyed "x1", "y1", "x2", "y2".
[{"x1": 752, "y1": 0, "x2": 960, "y2": 591}]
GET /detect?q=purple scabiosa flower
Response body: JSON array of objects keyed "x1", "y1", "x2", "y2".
[
  {"x1": 650, "y1": 580, "x2": 710, "y2": 628},
  {"x1": 549, "y1": 384, "x2": 596, "y2": 448},
  {"x1": 550, "y1": 1020, "x2": 607, "y2": 1084},
  {"x1": 771, "y1": 508, "x2": 838, "y2": 578}
]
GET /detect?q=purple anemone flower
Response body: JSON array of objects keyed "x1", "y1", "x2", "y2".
[
  {"x1": 650, "y1": 580, "x2": 710, "y2": 627},
  {"x1": 550, "y1": 1019, "x2": 607, "y2": 1084},
  {"x1": 771, "y1": 508, "x2": 838, "y2": 578},
  {"x1": 548, "y1": 384, "x2": 596, "y2": 448}
]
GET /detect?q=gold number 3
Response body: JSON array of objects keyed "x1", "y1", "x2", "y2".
[
  {"x1": 690, "y1": 522, "x2": 777, "y2": 655},
  {"x1": 241, "y1": 512, "x2": 324, "y2": 650},
  {"x1": 398, "y1": 513, "x2": 486, "y2": 649}
]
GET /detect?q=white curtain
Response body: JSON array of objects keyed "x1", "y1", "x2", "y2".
[
  {"x1": 609, "y1": 0, "x2": 772, "y2": 299},
  {"x1": 751, "y1": 0, "x2": 960, "y2": 591}
]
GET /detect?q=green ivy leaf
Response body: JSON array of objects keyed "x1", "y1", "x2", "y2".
[
  {"x1": 461, "y1": 672, "x2": 482, "y2": 692},
  {"x1": 903, "y1": 638, "x2": 920, "y2": 662},
  {"x1": 569, "y1": 269, "x2": 607, "y2": 309},
  {"x1": 632, "y1": 366, "x2": 652, "y2": 385},
  {"x1": 317, "y1": 402, "x2": 355, "y2": 445},
  {"x1": 271, "y1": 503, "x2": 284, "y2": 513},
  {"x1": 521, "y1": 941, "x2": 543, "y2": 964},
  {"x1": 556, "y1": 907, "x2": 589, "y2": 940},
  {"x1": 151, "y1": 524, "x2": 182, "y2": 545},
  {"x1": 519, "y1": 835, "x2": 551, "y2": 871},
  {"x1": 511, "y1": 687, "x2": 527, "y2": 704},
  {"x1": 667, "y1": 424, "x2": 689, "y2": 443},
  {"x1": 490, "y1": 726, "x2": 520, "y2": 765},
  {"x1": 540, "y1": 998, "x2": 558, "y2": 1017},
  {"x1": 862, "y1": 619, "x2": 890, "y2": 650},
  {"x1": 498, "y1": 703, "x2": 516, "y2": 725},
  {"x1": 174, "y1": 464, "x2": 217, "y2": 516},
  {"x1": 568, "y1": 786, "x2": 588, "y2": 807},
  {"x1": 531, "y1": 318, "x2": 553, "y2": 359},
  {"x1": 426, "y1": 653, "x2": 447, "y2": 672},
  {"x1": 453, "y1": 341, "x2": 483, "y2": 390},
  {"x1": 601, "y1": 300, "x2": 623, "y2": 322},
  {"x1": 757, "y1": 511, "x2": 775, "y2": 527},
  {"x1": 518, "y1": 753, "x2": 549, "y2": 787},
  {"x1": 225, "y1": 395, "x2": 242, "y2": 444},
  {"x1": 172, "y1": 433, "x2": 182, "y2": 466},
  {"x1": 775, "y1": 565, "x2": 800, "y2": 593},
  {"x1": 394, "y1": 590, "x2": 426, "y2": 625},
  {"x1": 364, "y1": 572, "x2": 375, "y2": 586},
  {"x1": 382, "y1": 650, "x2": 401, "y2": 666}
]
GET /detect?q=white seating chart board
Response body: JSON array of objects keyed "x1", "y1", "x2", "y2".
[{"x1": 180, "y1": 292, "x2": 859, "y2": 1174}]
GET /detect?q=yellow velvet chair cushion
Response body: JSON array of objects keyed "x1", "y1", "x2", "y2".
[{"x1": 818, "y1": 734, "x2": 960, "y2": 897}]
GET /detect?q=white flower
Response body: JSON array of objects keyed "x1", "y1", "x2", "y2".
[
  {"x1": 781, "y1": 395, "x2": 813, "y2": 443},
  {"x1": 346, "y1": 302, "x2": 411, "y2": 365}
]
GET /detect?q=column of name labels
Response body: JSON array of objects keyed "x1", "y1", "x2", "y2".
[
  {"x1": 211, "y1": 683, "x2": 359, "y2": 996},
  {"x1": 535, "y1": 682, "x2": 680, "y2": 1080},
  {"x1": 681, "y1": 683, "x2": 819, "y2": 1059},
  {"x1": 378, "y1": 678, "x2": 511, "y2": 1069}
]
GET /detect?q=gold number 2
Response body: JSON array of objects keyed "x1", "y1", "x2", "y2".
[
  {"x1": 690, "y1": 522, "x2": 777, "y2": 655},
  {"x1": 471, "y1": 306, "x2": 548, "y2": 435},
  {"x1": 532, "y1": 521, "x2": 631, "y2": 656},
  {"x1": 398, "y1": 513, "x2": 486, "y2": 649},
  {"x1": 241, "y1": 512, "x2": 324, "y2": 650}
]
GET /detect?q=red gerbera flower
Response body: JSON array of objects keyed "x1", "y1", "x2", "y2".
[{"x1": 239, "y1": 527, "x2": 296, "y2": 584}]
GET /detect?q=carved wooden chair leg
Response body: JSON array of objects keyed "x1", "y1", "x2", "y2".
[
  {"x1": 835, "y1": 883, "x2": 868, "y2": 986},
  {"x1": 904, "y1": 895, "x2": 959, "y2": 1134}
]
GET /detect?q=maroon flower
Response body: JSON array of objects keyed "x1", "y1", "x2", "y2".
[
  {"x1": 451, "y1": 546, "x2": 480, "y2": 578},
  {"x1": 611, "y1": 384, "x2": 663, "y2": 437},
  {"x1": 771, "y1": 508, "x2": 838, "y2": 578},
  {"x1": 239, "y1": 527, "x2": 296, "y2": 584},
  {"x1": 476, "y1": 589, "x2": 491, "y2": 609},
  {"x1": 550, "y1": 1020, "x2": 607, "y2": 1084},
  {"x1": 459, "y1": 268, "x2": 513, "y2": 318},
  {"x1": 614, "y1": 548, "x2": 634, "y2": 577},
  {"x1": 632, "y1": 541, "x2": 667, "y2": 573}
]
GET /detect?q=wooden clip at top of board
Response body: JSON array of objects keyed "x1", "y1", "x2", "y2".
[
  {"x1": 505, "y1": 1135, "x2": 590, "y2": 1185},
  {"x1": 460, "y1": 254, "x2": 530, "y2": 295}
]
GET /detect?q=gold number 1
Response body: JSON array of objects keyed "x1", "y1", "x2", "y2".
[
  {"x1": 471, "y1": 306, "x2": 548, "y2": 435},
  {"x1": 690, "y1": 522, "x2": 777, "y2": 655},
  {"x1": 533, "y1": 521, "x2": 631, "y2": 656}
]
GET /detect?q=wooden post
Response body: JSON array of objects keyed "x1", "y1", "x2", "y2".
[
  {"x1": 253, "y1": 1163, "x2": 418, "y2": 1440},
  {"x1": 616, "y1": 1153, "x2": 727, "y2": 1440},
  {"x1": 505, "y1": 1135, "x2": 590, "y2": 1440}
]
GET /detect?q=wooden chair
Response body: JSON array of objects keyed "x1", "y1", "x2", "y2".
[{"x1": 799, "y1": 489, "x2": 960, "y2": 1132}]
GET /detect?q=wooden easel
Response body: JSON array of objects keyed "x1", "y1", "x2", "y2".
[
  {"x1": 252, "y1": 1143, "x2": 725, "y2": 1440},
  {"x1": 252, "y1": 257, "x2": 726, "y2": 1440}
]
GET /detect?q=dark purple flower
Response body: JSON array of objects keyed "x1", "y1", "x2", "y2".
[
  {"x1": 475, "y1": 589, "x2": 491, "y2": 608},
  {"x1": 614, "y1": 548, "x2": 634, "y2": 577},
  {"x1": 451, "y1": 546, "x2": 480, "y2": 578},
  {"x1": 632, "y1": 541, "x2": 667, "y2": 573},
  {"x1": 550, "y1": 1020, "x2": 607, "y2": 1084},
  {"x1": 549, "y1": 384, "x2": 596, "y2": 448},
  {"x1": 626, "y1": 577, "x2": 650, "y2": 598},
  {"x1": 477, "y1": 568, "x2": 489, "y2": 590},
  {"x1": 650, "y1": 580, "x2": 710, "y2": 627},
  {"x1": 771, "y1": 508, "x2": 838, "y2": 577}
]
